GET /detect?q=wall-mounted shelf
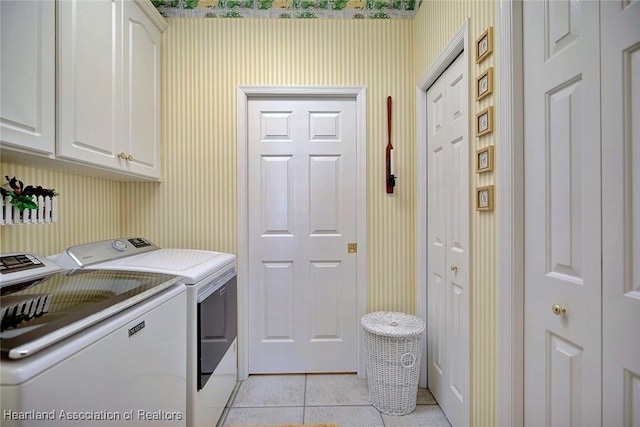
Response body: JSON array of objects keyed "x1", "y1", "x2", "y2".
[{"x1": 1, "y1": 196, "x2": 58, "y2": 225}]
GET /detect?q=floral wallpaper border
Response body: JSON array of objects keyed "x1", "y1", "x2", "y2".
[{"x1": 152, "y1": 0, "x2": 421, "y2": 19}]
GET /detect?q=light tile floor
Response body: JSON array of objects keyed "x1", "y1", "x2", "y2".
[{"x1": 216, "y1": 374, "x2": 451, "y2": 427}]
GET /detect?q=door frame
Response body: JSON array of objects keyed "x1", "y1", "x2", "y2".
[
  {"x1": 416, "y1": 11, "x2": 526, "y2": 423},
  {"x1": 415, "y1": 19, "x2": 469, "y2": 391},
  {"x1": 495, "y1": 1, "x2": 525, "y2": 426},
  {"x1": 236, "y1": 86, "x2": 368, "y2": 380}
]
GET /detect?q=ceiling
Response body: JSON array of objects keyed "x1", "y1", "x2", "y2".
[{"x1": 152, "y1": 0, "x2": 422, "y2": 19}]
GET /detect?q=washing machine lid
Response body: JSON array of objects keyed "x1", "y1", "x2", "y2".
[{"x1": 0, "y1": 269, "x2": 180, "y2": 359}]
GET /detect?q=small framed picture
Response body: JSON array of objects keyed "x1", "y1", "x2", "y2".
[
  {"x1": 476, "y1": 106, "x2": 494, "y2": 137},
  {"x1": 476, "y1": 145, "x2": 494, "y2": 173},
  {"x1": 476, "y1": 67, "x2": 494, "y2": 101},
  {"x1": 476, "y1": 27, "x2": 494, "y2": 63},
  {"x1": 476, "y1": 185, "x2": 494, "y2": 211}
]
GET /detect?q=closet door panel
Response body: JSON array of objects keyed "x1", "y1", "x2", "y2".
[{"x1": 601, "y1": 1, "x2": 640, "y2": 424}]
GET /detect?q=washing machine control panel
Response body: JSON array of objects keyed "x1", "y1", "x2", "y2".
[
  {"x1": 0, "y1": 253, "x2": 62, "y2": 290},
  {"x1": 1, "y1": 254, "x2": 44, "y2": 274}
]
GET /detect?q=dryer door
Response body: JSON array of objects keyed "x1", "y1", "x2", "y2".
[{"x1": 197, "y1": 272, "x2": 237, "y2": 390}]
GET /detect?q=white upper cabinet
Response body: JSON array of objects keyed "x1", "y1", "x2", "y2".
[
  {"x1": 57, "y1": 0, "x2": 124, "y2": 170},
  {"x1": 0, "y1": 0, "x2": 55, "y2": 156},
  {"x1": 1, "y1": 0, "x2": 165, "y2": 181},
  {"x1": 57, "y1": 0, "x2": 164, "y2": 181},
  {"x1": 122, "y1": 0, "x2": 162, "y2": 179}
]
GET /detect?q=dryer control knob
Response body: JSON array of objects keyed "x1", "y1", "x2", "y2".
[{"x1": 112, "y1": 240, "x2": 128, "y2": 251}]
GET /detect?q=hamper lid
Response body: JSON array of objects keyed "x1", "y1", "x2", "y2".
[{"x1": 361, "y1": 311, "x2": 425, "y2": 337}]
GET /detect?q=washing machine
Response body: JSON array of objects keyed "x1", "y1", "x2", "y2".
[
  {"x1": 0, "y1": 252, "x2": 187, "y2": 426},
  {"x1": 51, "y1": 238, "x2": 237, "y2": 427}
]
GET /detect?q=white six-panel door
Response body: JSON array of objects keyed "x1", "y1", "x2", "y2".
[
  {"x1": 523, "y1": 0, "x2": 628, "y2": 425},
  {"x1": 601, "y1": 1, "x2": 640, "y2": 425},
  {"x1": 247, "y1": 97, "x2": 358, "y2": 373},
  {"x1": 523, "y1": 1, "x2": 602, "y2": 424},
  {"x1": 426, "y1": 52, "x2": 469, "y2": 427}
]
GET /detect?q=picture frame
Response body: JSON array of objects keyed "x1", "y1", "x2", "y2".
[
  {"x1": 476, "y1": 26, "x2": 494, "y2": 63},
  {"x1": 476, "y1": 185, "x2": 494, "y2": 211},
  {"x1": 476, "y1": 106, "x2": 494, "y2": 137},
  {"x1": 476, "y1": 67, "x2": 494, "y2": 101},
  {"x1": 476, "y1": 145, "x2": 494, "y2": 173}
]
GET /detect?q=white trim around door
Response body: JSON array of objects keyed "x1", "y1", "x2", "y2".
[
  {"x1": 416, "y1": 20, "x2": 468, "y2": 391},
  {"x1": 415, "y1": 7, "x2": 526, "y2": 424},
  {"x1": 237, "y1": 86, "x2": 368, "y2": 380},
  {"x1": 496, "y1": 1, "x2": 525, "y2": 426}
]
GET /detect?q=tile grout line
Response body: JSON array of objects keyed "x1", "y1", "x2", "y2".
[
  {"x1": 228, "y1": 405, "x2": 309, "y2": 409},
  {"x1": 302, "y1": 373, "x2": 307, "y2": 423},
  {"x1": 217, "y1": 380, "x2": 240, "y2": 427},
  {"x1": 379, "y1": 404, "x2": 387, "y2": 427}
]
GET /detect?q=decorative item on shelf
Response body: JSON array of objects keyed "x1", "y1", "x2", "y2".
[
  {"x1": 476, "y1": 26, "x2": 493, "y2": 63},
  {"x1": 386, "y1": 96, "x2": 396, "y2": 194},
  {"x1": 1, "y1": 176, "x2": 58, "y2": 225},
  {"x1": 475, "y1": 185, "x2": 494, "y2": 212},
  {"x1": 476, "y1": 145, "x2": 494, "y2": 173},
  {"x1": 476, "y1": 67, "x2": 494, "y2": 101},
  {"x1": 476, "y1": 106, "x2": 494, "y2": 137}
]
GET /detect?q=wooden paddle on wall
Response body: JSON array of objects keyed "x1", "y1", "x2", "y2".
[{"x1": 386, "y1": 96, "x2": 396, "y2": 194}]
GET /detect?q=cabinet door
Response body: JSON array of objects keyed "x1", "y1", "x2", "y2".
[
  {"x1": 0, "y1": 0, "x2": 55, "y2": 155},
  {"x1": 57, "y1": 0, "x2": 123, "y2": 169},
  {"x1": 122, "y1": 1, "x2": 161, "y2": 180}
]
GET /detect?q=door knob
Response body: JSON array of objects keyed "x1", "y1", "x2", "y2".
[
  {"x1": 450, "y1": 265, "x2": 458, "y2": 272},
  {"x1": 552, "y1": 304, "x2": 566, "y2": 316}
]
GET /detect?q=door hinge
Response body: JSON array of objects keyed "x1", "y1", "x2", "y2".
[{"x1": 348, "y1": 243, "x2": 357, "y2": 254}]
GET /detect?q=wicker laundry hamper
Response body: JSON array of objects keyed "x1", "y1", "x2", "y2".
[{"x1": 361, "y1": 311, "x2": 426, "y2": 416}]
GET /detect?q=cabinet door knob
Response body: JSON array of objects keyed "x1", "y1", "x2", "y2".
[
  {"x1": 118, "y1": 152, "x2": 127, "y2": 160},
  {"x1": 127, "y1": 154, "x2": 133, "y2": 161},
  {"x1": 552, "y1": 304, "x2": 566, "y2": 316},
  {"x1": 450, "y1": 265, "x2": 458, "y2": 272}
]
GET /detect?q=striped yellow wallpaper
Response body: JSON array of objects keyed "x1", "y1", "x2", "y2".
[
  {"x1": 0, "y1": 161, "x2": 123, "y2": 255},
  {"x1": 414, "y1": 1, "x2": 497, "y2": 426},
  {"x1": 2, "y1": 19, "x2": 417, "y2": 313},
  {"x1": 2, "y1": 10, "x2": 500, "y2": 425},
  {"x1": 123, "y1": 18, "x2": 417, "y2": 314}
]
